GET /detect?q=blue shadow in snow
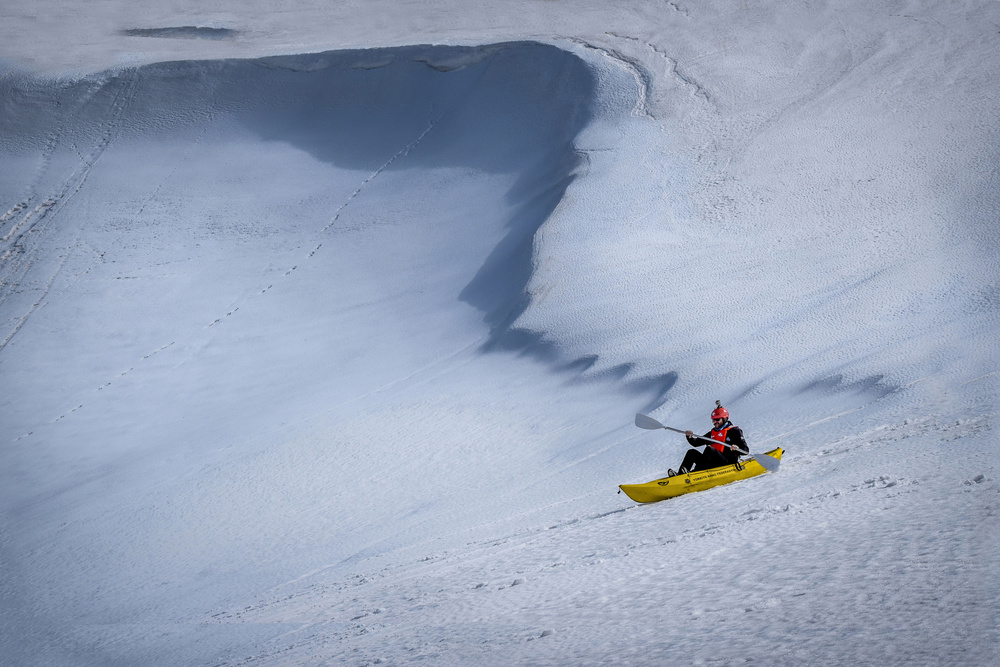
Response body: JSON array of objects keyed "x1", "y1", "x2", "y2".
[{"x1": 5, "y1": 42, "x2": 668, "y2": 404}]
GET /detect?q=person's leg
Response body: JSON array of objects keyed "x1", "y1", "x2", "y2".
[
  {"x1": 678, "y1": 446, "x2": 732, "y2": 474},
  {"x1": 679, "y1": 448, "x2": 702, "y2": 472},
  {"x1": 695, "y1": 446, "x2": 728, "y2": 471}
]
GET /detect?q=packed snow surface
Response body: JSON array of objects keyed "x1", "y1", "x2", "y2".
[{"x1": 1, "y1": 1, "x2": 998, "y2": 665}]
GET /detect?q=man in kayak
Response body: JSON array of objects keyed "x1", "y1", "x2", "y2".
[{"x1": 668, "y1": 401, "x2": 749, "y2": 476}]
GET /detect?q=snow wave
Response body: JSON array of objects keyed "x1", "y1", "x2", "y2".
[{"x1": 1, "y1": 29, "x2": 997, "y2": 666}]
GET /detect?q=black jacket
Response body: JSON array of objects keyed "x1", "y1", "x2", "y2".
[{"x1": 686, "y1": 421, "x2": 748, "y2": 466}]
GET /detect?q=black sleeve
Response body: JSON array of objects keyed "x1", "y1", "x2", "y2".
[
  {"x1": 686, "y1": 430, "x2": 713, "y2": 446},
  {"x1": 729, "y1": 427, "x2": 749, "y2": 453}
]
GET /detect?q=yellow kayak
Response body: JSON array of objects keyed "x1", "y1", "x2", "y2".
[{"x1": 619, "y1": 448, "x2": 784, "y2": 503}]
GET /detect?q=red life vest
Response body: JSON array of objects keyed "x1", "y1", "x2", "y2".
[{"x1": 708, "y1": 426, "x2": 732, "y2": 453}]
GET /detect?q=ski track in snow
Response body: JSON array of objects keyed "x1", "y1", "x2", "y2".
[{"x1": 0, "y1": 70, "x2": 141, "y2": 351}]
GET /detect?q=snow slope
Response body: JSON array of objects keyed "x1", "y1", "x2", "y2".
[{"x1": 1, "y1": 1, "x2": 998, "y2": 665}]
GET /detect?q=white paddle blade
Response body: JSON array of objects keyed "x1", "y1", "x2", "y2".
[
  {"x1": 754, "y1": 453, "x2": 781, "y2": 473},
  {"x1": 634, "y1": 413, "x2": 665, "y2": 430}
]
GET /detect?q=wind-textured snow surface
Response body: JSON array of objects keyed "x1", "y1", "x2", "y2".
[{"x1": 1, "y1": 1, "x2": 998, "y2": 665}]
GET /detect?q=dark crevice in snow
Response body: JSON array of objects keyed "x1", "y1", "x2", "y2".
[
  {"x1": 120, "y1": 27, "x2": 239, "y2": 41},
  {"x1": 800, "y1": 373, "x2": 898, "y2": 399},
  {"x1": 629, "y1": 372, "x2": 680, "y2": 412},
  {"x1": 564, "y1": 361, "x2": 678, "y2": 412}
]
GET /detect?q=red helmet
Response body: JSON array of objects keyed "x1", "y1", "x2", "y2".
[{"x1": 711, "y1": 401, "x2": 729, "y2": 420}]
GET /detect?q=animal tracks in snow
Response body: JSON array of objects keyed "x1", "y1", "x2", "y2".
[
  {"x1": 12, "y1": 340, "x2": 176, "y2": 441},
  {"x1": 200, "y1": 116, "x2": 440, "y2": 332}
]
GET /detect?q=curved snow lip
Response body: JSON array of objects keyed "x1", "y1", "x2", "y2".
[
  {"x1": 233, "y1": 44, "x2": 601, "y2": 358},
  {"x1": 0, "y1": 40, "x2": 606, "y2": 367},
  {"x1": 1, "y1": 41, "x2": 595, "y2": 315},
  {"x1": 229, "y1": 44, "x2": 673, "y2": 405},
  {"x1": 0, "y1": 40, "x2": 678, "y2": 411}
]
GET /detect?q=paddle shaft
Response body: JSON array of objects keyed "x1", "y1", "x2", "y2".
[{"x1": 662, "y1": 425, "x2": 750, "y2": 455}]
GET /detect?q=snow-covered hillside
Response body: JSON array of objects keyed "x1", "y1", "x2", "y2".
[{"x1": 1, "y1": 1, "x2": 997, "y2": 665}]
